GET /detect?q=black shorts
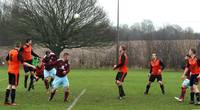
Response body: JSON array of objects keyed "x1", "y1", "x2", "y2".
[
  {"x1": 23, "y1": 60, "x2": 34, "y2": 73},
  {"x1": 115, "y1": 72, "x2": 127, "y2": 82},
  {"x1": 149, "y1": 75, "x2": 162, "y2": 82},
  {"x1": 190, "y1": 74, "x2": 199, "y2": 87},
  {"x1": 8, "y1": 73, "x2": 19, "y2": 86}
]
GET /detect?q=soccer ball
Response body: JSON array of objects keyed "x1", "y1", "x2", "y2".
[{"x1": 74, "y1": 13, "x2": 80, "y2": 19}]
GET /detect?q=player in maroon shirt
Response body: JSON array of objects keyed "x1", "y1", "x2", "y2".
[
  {"x1": 49, "y1": 53, "x2": 70, "y2": 102},
  {"x1": 31, "y1": 58, "x2": 52, "y2": 91},
  {"x1": 35, "y1": 59, "x2": 45, "y2": 81},
  {"x1": 42, "y1": 50, "x2": 57, "y2": 91},
  {"x1": 174, "y1": 54, "x2": 190, "y2": 102}
]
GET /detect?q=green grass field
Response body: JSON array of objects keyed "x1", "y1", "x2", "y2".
[{"x1": 0, "y1": 66, "x2": 200, "y2": 110}]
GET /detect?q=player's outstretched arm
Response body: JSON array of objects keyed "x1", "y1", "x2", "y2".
[{"x1": 181, "y1": 68, "x2": 188, "y2": 80}]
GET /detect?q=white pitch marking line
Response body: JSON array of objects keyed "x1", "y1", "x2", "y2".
[{"x1": 66, "y1": 89, "x2": 86, "y2": 110}]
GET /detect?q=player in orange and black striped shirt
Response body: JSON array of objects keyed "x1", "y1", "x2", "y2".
[{"x1": 4, "y1": 42, "x2": 35, "y2": 106}]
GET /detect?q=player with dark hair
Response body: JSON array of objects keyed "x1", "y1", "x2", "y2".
[
  {"x1": 113, "y1": 46, "x2": 128, "y2": 100},
  {"x1": 19, "y1": 39, "x2": 40, "y2": 91},
  {"x1": 49, "y1": 53, "x2": 71, "y2": 102},
  {"x1": 43, "y1": 50, "x2": 57, "y2": 92},
  {"x1": 144, "y1": 53, "x2": 165, "y2": 95},
  {"x1": 4, "y1": 42, "x2": 35, "y2": 106},
  {"x1": 182, "y1": 49, "x2": 200, "y2": 104},
  {"x1": 175, "y1": 54, "x2": 191, "y2": 102}
]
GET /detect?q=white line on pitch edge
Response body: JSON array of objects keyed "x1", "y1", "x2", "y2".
[{"x1": 66, "y1": 89, "x2": 86, "y2": 110}]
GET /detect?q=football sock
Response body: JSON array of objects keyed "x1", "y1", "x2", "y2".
[
  {"x1": 121, "y1": 86, "x2": 125, "y2": 96},
  {"x1": 145, "y1": 85, "x2": 150, "y2": 94},
  {"x1": 64, "y1": 91, "x2": 69, "y2": 101},
  {"x1": 11, "y1": 89, "x2": 16, "y2": 103},
  {"x1": 5, "y1": 89, "x2": 10, "y2": 103},
  {"x1": 180, "y1": 87, "x2": 187, "y2": 99},
  {"x1": 49, "y1": 90, "x2": 56, "y2": 101},
  {"x1": 28, "y1": 75, "x2": 34, "y2": 91},
  {"x1": 190, "y1": 92, "x2": 195, "y2": 102},
  {"x1": 160, "y1": 84, "x2": 165, "y2": 94},
  {"x1": 24, "y1": 75, "x2": 29, "y2": 88},
  {"x1": 196, "y1": 92, "x2": 200, "y2": 102},
  {"x1": 118, "y1": 85, "x2": 125, "y2": 97}
]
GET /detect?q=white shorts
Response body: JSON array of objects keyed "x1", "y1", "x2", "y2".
[
  {"x1": 182, "y1": 79, "x2": 190, "y2": 88},
  {"x1": 44, "y1": 68, "x2": 56, "y2": 78},
  {"x1": 52, "y1": 75, "x2": 69, "y2": 89}
]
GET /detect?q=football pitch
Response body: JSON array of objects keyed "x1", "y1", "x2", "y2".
[{"x1": 0, "y1": 67, "x2": 200, "y2": 110}]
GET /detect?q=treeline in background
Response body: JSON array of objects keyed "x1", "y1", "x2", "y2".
[{"x1": 0, "y1": 0, "x2": 200, "y2": 69}]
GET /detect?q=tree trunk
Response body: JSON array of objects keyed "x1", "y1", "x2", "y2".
[{"x1": 50, "y1": 45, "x2": 63, "y2": 57}]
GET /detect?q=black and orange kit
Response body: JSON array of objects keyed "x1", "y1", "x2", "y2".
[
  {"x1": 149, "y1": 59, "x2": 165, "y2": 82},
  {"x1": 186, "y1": 56, "x2": 200, "y2": 86},
  {"x1": 20, "y1": 44, "x2": 39, "y2": 73},
  {"x1": 115, "y1": 53, "x2": 128, "y2": 82},
  {"x1": 4, "y1": 48, "x2": 24, "y2": 104},
  {"x1": 186, "y1": 56, "x2": 200, "y2": 103},
  {"x1": 144, "y1": 58, "x2": 165, "y2": 95},
  {"x1": 6, "y1": 48, "x2": 23, "y2": 86}
]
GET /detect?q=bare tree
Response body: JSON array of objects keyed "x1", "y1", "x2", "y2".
[{"x1": 14, "y1": 0, "x2": 113, "y2": 55}]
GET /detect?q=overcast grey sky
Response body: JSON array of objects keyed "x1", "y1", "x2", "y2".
[{"x1": 97, "y1": 0, "x2": 200, "y2": 32}]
